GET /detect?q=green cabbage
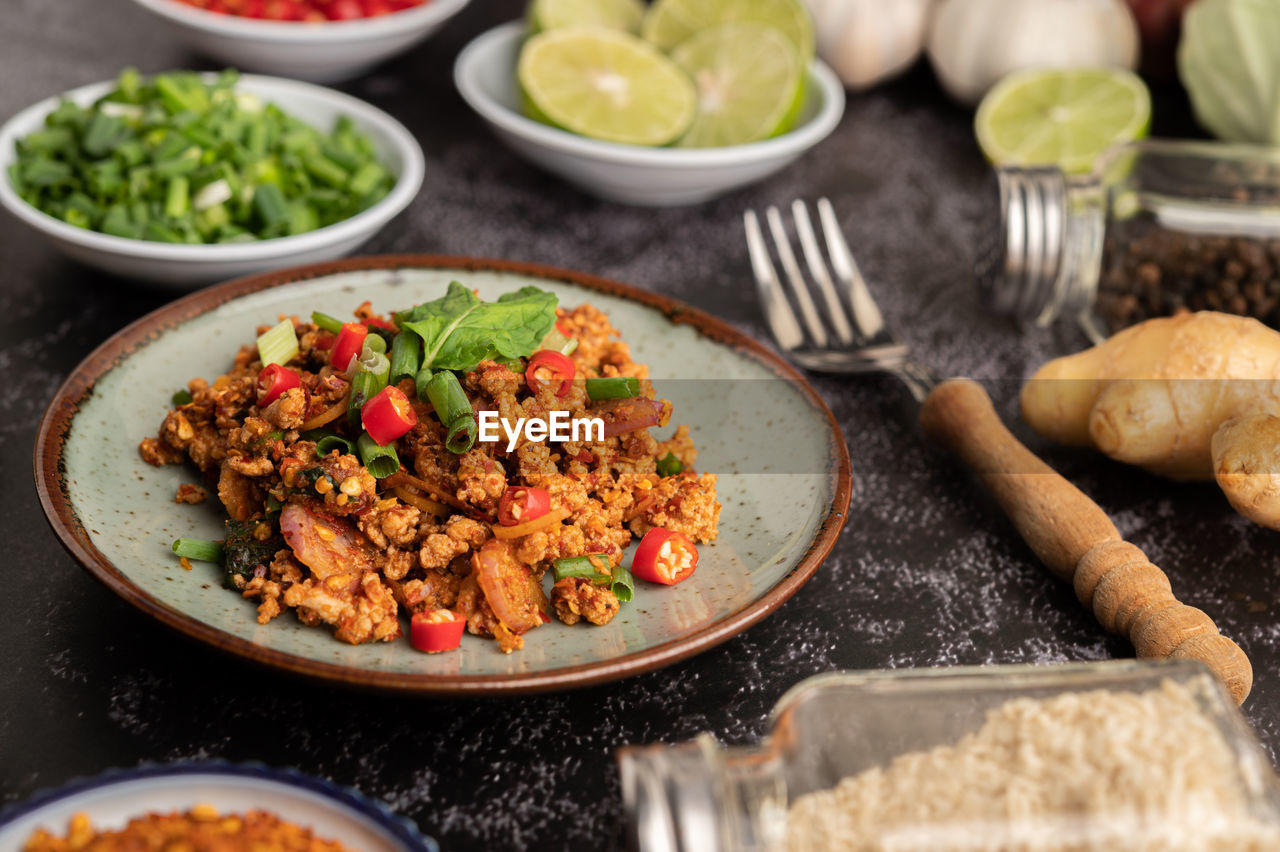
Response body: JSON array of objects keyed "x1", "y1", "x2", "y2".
[{"x1": 1179, "y1": 0, "x2": 1280, "y2": 144}]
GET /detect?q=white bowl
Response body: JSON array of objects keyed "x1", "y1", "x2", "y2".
[
  {"x1": 0, "y1": 74, "x2": 424, "y2": 288},
  {"x1": 127, "y1": 0, "x2": 471, "y2": 83},
  {"x1": 454, "y1": 22, "x2": 846, "y2": 207}
]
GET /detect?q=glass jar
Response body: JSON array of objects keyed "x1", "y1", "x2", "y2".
[
  {"x1": 615, "y1": 660, "x2": 1280, "y2": 852},
  {"x1": 978, "y1": 140, "x2": 1280, "y2": 343}
]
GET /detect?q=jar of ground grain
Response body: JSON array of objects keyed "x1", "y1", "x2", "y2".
[
  {"x1": 977, "y1": 140, "x2": 1280, "y2": 342},
  {"x1": 615, "y1": 660, "x2": 1280, "y2": 852}
]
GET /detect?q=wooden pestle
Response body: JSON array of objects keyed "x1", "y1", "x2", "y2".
[{"x1": 919, "y1": 378, "x2": 1252, "y2": 704}]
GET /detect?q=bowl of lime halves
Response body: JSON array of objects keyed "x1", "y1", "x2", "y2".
[{"x1": 454, "y1": 0, "x2": 845, "y2": 207}]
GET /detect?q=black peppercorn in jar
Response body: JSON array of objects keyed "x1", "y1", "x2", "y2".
[{"x1": 977, "y1": 140, "x2": 1280, "y2": 343}]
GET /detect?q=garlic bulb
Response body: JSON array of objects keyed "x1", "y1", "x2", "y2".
[
  {"x1": 928, "y1": 0, "x2": 1140, "y2": 105},
  {"x1": 803, "y1": 0, "x2": 935, "y2": 90}
]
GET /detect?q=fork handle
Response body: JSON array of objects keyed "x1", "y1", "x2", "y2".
[{"x1": 919, "y1": 378, "x2": 1253, "y2": 704}]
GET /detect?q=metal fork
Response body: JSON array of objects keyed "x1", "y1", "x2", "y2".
[
  {"x1": 742, "y1": 199, "x2": 1254, "y2": 701},
  {"x1": 743, "y1": 198, "x2": 939, "y2": 402}
]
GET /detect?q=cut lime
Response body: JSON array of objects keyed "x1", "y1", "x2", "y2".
[
  {"x1": 518, "y1": 29, "x2": 697, "y2": 147},
  {"x1": 670, "y1": 23, "x2": 804, "y2": 148},
  {"x1": 528, "y1": 0, "x2": 645, "y2": 34},
  {"x1": 975, "y1": 68, "x2": 1152, "y2": 174},
  {"x1": 642, "y1": 0, "x2": 815, "y2": 62}
]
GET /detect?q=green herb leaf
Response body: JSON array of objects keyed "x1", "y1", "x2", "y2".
[
  {"x1": 223, "y1": 519, "x2": 283, "y2": 588},
  {"x1": 397, "y1": 281, "x2": 558, "y2": 373}
]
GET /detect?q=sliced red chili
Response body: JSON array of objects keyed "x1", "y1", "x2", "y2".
[
  {"x1": 330, "y1": 322, "x2": 368, "y2": 373},
  {"x1": 497, "y1": 487, "x2": 551, "y2": 527},
  {"x1": 409, "y1": 609, "x2": 464, "y2": 653},
  {"x1": 257, "y1": 364, "x2": 301, "y2": 407},
  {"x1": 631, "y1": 527, "x2": 698, "y2": 585},
  {"x1": 361, "y1": 386, "x2": 418, "y2": 445},
  {"x1": 526, "y1": 350, "x2": 575, "y2": 398},
  {"x1": 364, "y1": 316, "x2": 395, "y2": 331}
]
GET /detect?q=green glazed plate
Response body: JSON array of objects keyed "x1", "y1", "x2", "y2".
[{"x1": 35, "y1": 256, "x2": 851, "y2": 694}]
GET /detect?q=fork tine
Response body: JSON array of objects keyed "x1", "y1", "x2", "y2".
[
  {"x1": 765, "y1": 206, "x2": 829, "y2": 348},
  {"x1": 792, "y1": 200, "x2": 856, "y2": 346},
  {"x1": 817, "y1": 197, "x2": 886, "y2": 340},
  {"x1": 744, "y1": 210, "x2": 805, "y2": 351}
]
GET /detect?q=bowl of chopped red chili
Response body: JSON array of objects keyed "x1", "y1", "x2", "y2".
[{"x1": 127, "y1": 0, "x2": 471, "y2": 82}]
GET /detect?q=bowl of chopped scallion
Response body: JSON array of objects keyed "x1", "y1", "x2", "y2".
[{"x1": 0, "y1": 68, "x2": 424, "y2": 287}]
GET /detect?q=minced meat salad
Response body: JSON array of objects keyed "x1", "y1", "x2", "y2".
[{"x1": 140, "y1": 282, "x2": 720, "y2": 654}]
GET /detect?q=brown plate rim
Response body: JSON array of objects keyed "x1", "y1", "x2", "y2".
[{"x1": 34, "y1": 254, "x2": 852, "y2": 695}]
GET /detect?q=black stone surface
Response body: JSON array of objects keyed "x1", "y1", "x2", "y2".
[{"x1": 3, "y1": 2, "x2": 1276, "y2": 850}]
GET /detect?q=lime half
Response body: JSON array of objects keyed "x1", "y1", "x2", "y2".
[
  {"x1": 671, "y1": 23, "x2": 804, "y2": 148},
  {"x1": 975, "y1": 68, "x2": 1152, "y2": 174},
  {"x1": 519, "y1": 28, "x2": 697, "y2": 147},
  {"x1": 642, "y1": 0, "x2": 815, "y2": 62},
  {"x1": 528, "y1": 0, "x2": 645, "y2": 34}
]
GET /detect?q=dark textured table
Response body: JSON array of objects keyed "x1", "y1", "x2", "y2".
[{"x1": 4, "y1": 2, "x2": 1278, "y2": 849}]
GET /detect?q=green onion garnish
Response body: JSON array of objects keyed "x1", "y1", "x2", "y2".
[
  {"x1": 586, "y1": 376, "x2": 641, "y2": 400},
  {"x1": 172, "y1": 537, "x2": 224, "y2": 563},
  {"x1": 172, "y1": 389, "x2": 193, "y2": 406},
  {"x1": 552, "y1": 554, "x2": 633, "y2": 603},
  {"x1": 656, "y1": 452, "x2": 683, "y2": 478},
  {"x1": 9, "y1": 68, "x2": 395, "y2": 245},
  {"x1": 446, "y1": 415, "x2": 478, "y2": 455},
  {"x1": 363, "y1": 332, "x2": 388, "y2": 355},
  {"x1": 311, "y1": 312, "x2": 343, "y2": 334},
  {"x1": 256, "y1": 319, "x2": 298, "y2": 367},
  {"x1": 265, "y1": 495, "x2": 282, "y2": 514},
  {"x1": 553, "y1": 554, "x2": 612, "y2": 583},
  {"x1": 357, "y1": 432, "x2": 401, "y2": 478},
  {"x1": 414, "y1": 365, "x2": 434, "y2": 404},
  {"x1": 389, "y1": 330, "x2": 422, "y2": 385},
  {"x1": 315, "y1": 434, "x2": 356, "y2": 458},
  {"x1": 347, "y1": 370, "x2": 385, "y2": 430},
  {"x1": 357, "y1": 345, "x2": 391, "y2": 387},
  {"x1": 611, "y1": 561, "x2": 635, "y2": 603},
  {"x1": 425, "y1": 371, "x2": 477, "y2": 455}
]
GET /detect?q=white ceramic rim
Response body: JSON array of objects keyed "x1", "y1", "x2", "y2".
[
  {"x1": 0, "y1": 73, "x2": 425, "y2": 264},
  {"x1": 454, "y1": 21, "x2": 847, "y2": 167},
  {"x1": 126, "y1": 0, "x2": 471, "y2": 44}
]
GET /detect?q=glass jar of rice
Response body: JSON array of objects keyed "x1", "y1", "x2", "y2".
[{"x1": 615, "y1": 659, "x2": 1280, "y2": 852}]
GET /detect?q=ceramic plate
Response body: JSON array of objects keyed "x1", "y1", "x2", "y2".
[
  {"x1": 35, "y1": 256, "x2": 851, "y2": 694},
  {"x1": 0, "y1": 762, "x2": 435, "y2": 852}
]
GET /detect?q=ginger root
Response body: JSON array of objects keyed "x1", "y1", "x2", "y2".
[{"x1": 1022, "y1": 311, "x2": 1280, "y2": 529}]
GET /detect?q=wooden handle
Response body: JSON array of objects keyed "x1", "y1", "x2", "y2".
[{"x1": 920, "y1": 378, "x2": 1253, "y2": 704}]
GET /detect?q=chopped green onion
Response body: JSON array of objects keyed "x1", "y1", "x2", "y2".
[
  {"x1": 253, "y1": 182, "x2": 289, "y2": 228},
  {"x1": 357, "y1": 432, "x2": 401, "y2": 478},
  {"x1": 552, "y1": 554, "x2": 633, "y2": 602},
  {"x1": 425, "y1": 371, "x2": 476, "y2": 454},
  {"x1": 164, "y1": 176, "x2": 190, "y2": 219},
  {"x1": 172, "y1": 389, "x2": 193, "y2": 406},
  {"x1": 358, "y1": 347, "x2": 391, "y2": 387},
  {"x1": 656, "y1": 452, "x2": 683, "y2": 478},
  {"x1": 414, "y1": 366, "x2": 434, "y2": 404},
  {"x1": 363, "y1": 333, "x2": 387, "y2": 356},
  {"x1": 539, "y1": 326, "x2": 578, "y2": 356},
  {"x1": 553, "y1": 554, "x2": 612, "y2": 583},
  {"x1": 265, "y1": 495, "x2": 283, "y2": 514},
  {"x1": 256, "y1": 319, "x2": 299, "y2": 367},
  {"x1": 389, "y1": 331, "x2": 422, "y2": 385},
  {"x1": 446, "y1": 415, "x2": 477, "y2": 455},
  {"x1": 315, "y1": 433, "x2": 356, "y2": 458},
  {"x1": 586, "y1": 376, "x2": 641, "y2": 400},
  {"x1": 611, "y1": 561, "x2": 635, "y2": 603},
  {"x1": 311, "y1": 311, "x2": 343, "y2": 334},
  {"x1": 365, "y1": 325, "x2": 394, "y2": 349},
  {"x1": 172, "y1": 537, "x2": 224, "y2": 563}
]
